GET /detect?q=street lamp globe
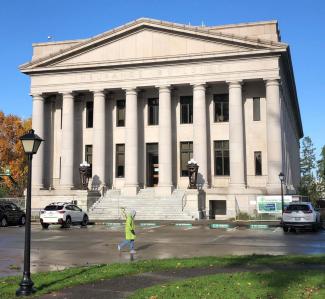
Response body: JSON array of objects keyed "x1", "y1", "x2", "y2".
[
  {"x1": 278, "y1": 172, "x2": 285, "y2": 182},
  {"x1": 20, "y1": 129, "x2": 43, "y2": 155}
]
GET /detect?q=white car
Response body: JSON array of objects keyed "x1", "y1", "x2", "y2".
[
  {"x1": 282, "y1": 202, "x2": 321, "y2": 232},
  {"x1": 40, "y1": 202, "x2": 89, "y2": 229}
]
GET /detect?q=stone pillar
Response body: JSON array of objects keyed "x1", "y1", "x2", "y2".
[
  {"x1": 157, "y1": 85, "x2": 173, "y2": 195},
  {"x1": 92, "y1": 90, "x2": 106, "y2": 187},
  {"x1": 60, "y1": 92, "x2": 74, "y2": 189},
  {"x1": 228, "y1": 81, "x2": 245, "y2": 188},
  {"x1": 122, "y1": 88, "x2": 139, "y2": 196},
  {"x1": 193, "y1": 84, "x2": 208, "y2": 188},
  {"x1": 31, "y1": 94, "x2": 45, "y2": 189},
  {"x1": 266, "y1": 79, "x2": 282, "y2": 192}
]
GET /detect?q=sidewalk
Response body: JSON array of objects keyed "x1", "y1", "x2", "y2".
[{"x1": 39, "y1": 264, "x2": 325, "y2": 299}]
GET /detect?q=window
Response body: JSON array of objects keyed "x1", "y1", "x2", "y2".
[
  {"x1": 86, "y1": 101, "x2": 93, "y2": 128},
  {"x1": 180, "y1": 96, "x2": 193, "y2": 124},
  {"x1": 254, "y1": 151, "x2": 262, "y2": 176},
  {"x1": 253, "y1": 97, "x2": 261, "y2": 121},
  {"x1": 116, "y1": 100, "x2": 125, "y2": 127},
  {"x1": 214, "y1": 94, "x2": 229, "y2": 122},
  {"x1": 148, "y1": 98, "x2": 159, "y2": 125},
  {"x1": 116, "y1": 144, "x2": 125, "y2": 178},
  {"x1": 214, "y1": 141, "x2": 230, "y2": 176},
  {"x1": 180, "y1": 141, "x2": 193, "y2": 176},
  {"x1": 85, "y1": 145, "x2": 93, "y2": 177}
]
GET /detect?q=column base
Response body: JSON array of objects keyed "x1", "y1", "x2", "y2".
[
  {"x1": 121, "y1": 185, "x2": 139, "y2": 196},
  {"x1": 156, "y1": 185, "x2": 174, "y2": 196}
]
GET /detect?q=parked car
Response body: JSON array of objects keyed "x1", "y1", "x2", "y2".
[
  {"x1": 282, "y1": 202, "x2": 321, "y2": 232},
  {"x1": 0, "y1": 201, "x2": 26, "y2": 227},
  {"x1": 40, "y1": 202, "x2": 88, "y2": 229}
]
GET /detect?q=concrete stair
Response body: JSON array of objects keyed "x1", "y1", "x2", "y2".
[{"x1": 89, "y1": 188, "x2": 194, "y2": 220}]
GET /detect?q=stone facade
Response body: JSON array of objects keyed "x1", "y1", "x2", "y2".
[{"x1": 20, "y1": 18, "x2": 303, "y2": 219}]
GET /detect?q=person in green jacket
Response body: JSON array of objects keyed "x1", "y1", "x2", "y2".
[{"x1": 118, "y1": 209, "x2": 136, "y2": 254}]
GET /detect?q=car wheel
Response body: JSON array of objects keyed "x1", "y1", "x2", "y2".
[
  {"x1": 64, "y1": 217, "x2": 71, "y2": 229},
  {"x1": 19, "y1": 215, "x2": 26, "y2": 226},
  {"x1": 81, "y1": 215, "x2": 88, "y2": 227},
  {"x1": 41, "y1": 223, "x2": 49, "y2": 229},
  {"x1": 0, "y1": 217, "x2": 8, "y2": 227},
  {"x1": 283, "y1": 226, "x2": 289, "y2": 232}
]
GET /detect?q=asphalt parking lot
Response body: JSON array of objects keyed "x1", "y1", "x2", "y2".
[{"x1": 1, "y1": 223, "x2": 325, "y2": 277}]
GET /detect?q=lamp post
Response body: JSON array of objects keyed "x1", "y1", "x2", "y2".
[
  {"x1": 279, "y1": 172, "x2": 285, "y2": 215},
  {"x1": 16, "y1": 129, "x2": 43, "y2": 297}
]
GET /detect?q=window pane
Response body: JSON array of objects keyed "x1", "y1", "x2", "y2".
[
  {"x1": 214, "y1": 94, "x2": 229, "y2": 122},
  {"x1": 116, "y1": 144, "x2": 125, "y2": 177},
  {"x1": 116, "y1": 100, "x2": 125, "y2": 127},
  {"x1": 180, "y1": 96, "x2": 193, "y2": 124},
  {"x1": 180, "y1": 141, "x2": 193, "y2": 176},
  {"x1": 254, "y1": 151, "x2": 262, "y2": 175},
  {"x1": 214, "y1": 140, "x2": 230, "y2": 176},
  {"x1": 148, "y1": 98, "x2": 159, "y2": 125},
  {"x1": 253, "y1": 97, "x2": 261, "y2": 121},
  {"x1": 86, "y1": 101, "x2": 93, "y2": 128}
]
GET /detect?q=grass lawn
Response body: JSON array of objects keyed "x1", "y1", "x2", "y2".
[
  {"x1": 0, "y1": 255, "x2": 324, "y2": 298},
  {"x1": 130, "y1": 270, "x2": 325, "y2": 299}
]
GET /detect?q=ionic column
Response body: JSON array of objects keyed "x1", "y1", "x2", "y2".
[
  {"x1": 92, "y1": 90, "x2": 106, "y2": 187},
  {"x1": 60, "y1": 92, "x2": 74, "y2": 189},
  {"x1": 157, "y1": 85, "x2": 173, "y2": 195},
  {"x1": 228, "y1": 81, "x2": 245, "y2": 187},
  {"x1": 31, "y1": 94, "x2": 45, "y2": 189},
  {"x1": 193, "y1": 84, "x2": 208, "y2": 188},
  {"x1": 266, "y1": 79, "x2": 282, "y2": 191},
  {"x1": 122, "y1": 88, "x2": 139, "y2": 196}
]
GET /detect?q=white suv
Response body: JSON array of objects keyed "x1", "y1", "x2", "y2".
[
  {"x1": 282, "y1": 202, "x2": 321, "y2": 232},
  {"x1": 40, "y1": 202, "x2": 89, "y2": 229}
]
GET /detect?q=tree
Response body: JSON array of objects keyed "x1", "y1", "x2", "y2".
[
  {"x1": 0, "y1": 111, "x2": 31, "y2": 197},
  {"x1": 317, "y1": 145, "x2": 325, "y2": 198},
  {"x1": 299, "y1": 136, "x2": 319, "y2": 203}
]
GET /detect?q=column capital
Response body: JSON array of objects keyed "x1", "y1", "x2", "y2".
[
  {"x1": 227, "y1": 80, "x2": 243, "y2": 88},
  {"x1": 124, "y1": 88, "x2": 137, "y2": 96},
  {"x1": 92, "y1": 89, "x2": 106, "y2": 97},
  {"x1": 265, "y1": 78, "x2": 281, "y2": 86},
  {"x1": 157, "y1": 85, "x2": 171, "y2": 93},
  {"x1": 61, "y1": 91, "x2": 75, "y2": 98},
  {"x1": 30, "y1": 93, "x2": 44, "y2": 101},
  {"x1": 192, "y1": 83, "x2": 206, "y2": 91}
]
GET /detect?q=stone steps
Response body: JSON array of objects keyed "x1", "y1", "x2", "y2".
[{"x1": 89, "y1": 189, "x2": 192, "y2": 220}]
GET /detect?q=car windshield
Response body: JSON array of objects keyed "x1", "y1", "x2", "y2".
[
  {"x1": 286, "y1": 204, "x2": 310, "y2": 211},
  {"x1": 44, "y1": 205, "x2": 64, "y2": 211}
]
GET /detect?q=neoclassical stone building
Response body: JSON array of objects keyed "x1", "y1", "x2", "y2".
[{"x1": 20, "y1": 18, "x2": 303, "y2": 219}]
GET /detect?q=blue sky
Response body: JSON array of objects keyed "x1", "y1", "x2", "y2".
[{"x1": 0, "y1": 0, "x2": 324, "y2": 157}]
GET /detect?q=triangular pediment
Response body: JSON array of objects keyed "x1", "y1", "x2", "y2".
[{"x1": 21, "y1": 18, "x2": 287, "y2": 72}]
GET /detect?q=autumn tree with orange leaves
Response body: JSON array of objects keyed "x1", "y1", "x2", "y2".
[{"x1": 0, "y1": 111, "x2": 31, "y2": 197}]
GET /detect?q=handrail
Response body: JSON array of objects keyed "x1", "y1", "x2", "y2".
[{"x1": 181, "y1": 192, "x2": 187, "y2": 211}]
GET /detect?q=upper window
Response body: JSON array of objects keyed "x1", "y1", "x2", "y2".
[
  {"x1": 116, "y1": 100, "x2": 125, "y2": 127},
  {"x1": 254, "y1": 151, "x2": 262, "y2": 176},
  {"x1": 253, "y1": 97, "x2": 261, "y2": 121},
  {"x1": 148, "y1": 98, "x2": 159, "y2": 125},
  {"x1": 180, "y1": 96, "x2": 193, "y2": 124},
  {"x1": 214, "y1": 94, "x2": 229, "y2": 122},
  {"x1": 86, "y1": 101, "x2": 93, "y2": 128},
  {"x1": 180, "y1": 141, "x2": 193, "y2": 176},
  {"x1": 214, "y1": 140, "x2": 230, "y2": 176}
]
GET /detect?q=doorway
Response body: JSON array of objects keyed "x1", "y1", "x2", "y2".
[{"x1": 146, "y1": 143, "x2": 158, "y2": 187}]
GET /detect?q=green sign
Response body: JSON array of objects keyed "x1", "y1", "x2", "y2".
[{"x1": 256, "y1": 196, "x2": 292, "y2": 214}]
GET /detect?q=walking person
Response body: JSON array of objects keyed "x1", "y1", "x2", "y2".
[{"x1": 118, "y1": 209, "x2": 136, "y2": 254}]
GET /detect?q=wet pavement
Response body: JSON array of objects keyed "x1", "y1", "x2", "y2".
[{"x1": 1, "y1": 224, "x2": 325, "y2": 277}]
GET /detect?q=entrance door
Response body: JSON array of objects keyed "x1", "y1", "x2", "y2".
[{"x1": 146, "y1": 143, "x2": 158, "y2": 187}]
